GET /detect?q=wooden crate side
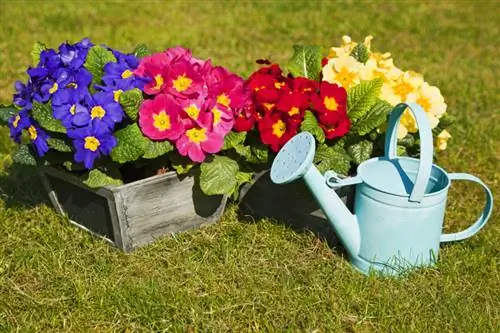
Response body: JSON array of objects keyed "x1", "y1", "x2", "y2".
[
  {"x1": 116, "y1": 173, "x2": 227, "y2": 250},
  {"x1": 39, "y1": 168, "x2": 118, "y2": 247}
]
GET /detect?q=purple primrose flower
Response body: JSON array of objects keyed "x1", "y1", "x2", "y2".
[
  {"x1": 68, "y1": 124, "x2": 116, "y2": 169},
  {"x1": 72, "y1": 91, "x2": 124, "y2": 130}
]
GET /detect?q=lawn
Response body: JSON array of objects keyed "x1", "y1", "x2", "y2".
[{"x1": 0, "y1": 1, "x2": 499, "y2": 332}]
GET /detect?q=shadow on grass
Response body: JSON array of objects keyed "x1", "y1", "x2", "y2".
[
  {"x1": 0, "y1": 164, "x2": 49, "y2": 209},
  {"x1": 237, "y1": 170, "x2": 355, "y2": 256}
]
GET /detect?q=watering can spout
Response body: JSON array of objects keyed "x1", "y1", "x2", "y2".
[
  {"x1": 302, "y1": 166, "x2": 361, "y2": 257},
  {"x1": 270, "y1": 132, "x2": 361, "y2": 259}
]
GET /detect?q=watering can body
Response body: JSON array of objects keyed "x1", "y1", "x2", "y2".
[
  {"x1": 348, "y1": 158, "x2": 449, "y2": 273},
  {"x1": 271, "y1": 102, "x2": 493, "y2": 275}
]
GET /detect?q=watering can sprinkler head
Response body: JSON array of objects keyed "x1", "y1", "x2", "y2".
[{"x1": 270, "y1": 132, "x2": 316, "y2": 185}]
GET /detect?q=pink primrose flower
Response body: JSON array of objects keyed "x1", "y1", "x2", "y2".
[
  {"x1": 175, "y1": 115, "x2": 224, "y2": 162},
  {"x1": 138, "y1": 94, "x2": 184, "y2": 141},
  {"x1": 166, "y1": 60, "x2": 204, "y2": 98}
]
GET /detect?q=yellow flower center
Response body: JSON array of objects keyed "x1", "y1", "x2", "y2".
[
  {"x1": 334, "y1": 67, "x2": 357, "y2": 88},
  {"x1": 49, "y1": 82, "x2": 59, "y2": 94},
  {"x1": 274, "y1": 81, "x2": 285, "y2": 89},
  {"x1": 393, "y1": 82, "x2": 414, "y2": 100},
  {"x1": 28, "y1": 126, "x2": 37, "y2": 140},
  {"x1": 262, "y1": 103, "x2": 275, "y2": 111},
  {"x1": 184, "y1": 105, "x2": 200, "y2": 120},
  {"x1": 153, "y1": 111, "x2": 171, "y2": 131},
  {"x1": 121, "y1": 69, "x2": 134, "y2": 79},
  {"x1": 416, "y1": 96, "x2": 431, "y2": 112},
  {"x1": 70, "y1": 104, "x2": 76, "y2": 115},
  {"x1": 212, "y1": 107, "x2": 223, "y2": 125},
  {"x1": 91, "y1": 106, "x2": 106, "y2": 119},
  {"x1": 288, "y1": 107, "x2": 300, "y2": 116},
  {"x1": 172, "y1": 74, "x2": 192, "y2": 92},
  {"x1": 153, "y1": 74, "x2": 164, "y2": 91},
  {"x1": 217, "y1": 93, "x2": 231, "y2": 107},
  {"x1": 13, "y1": 115, "x2": 20, "y2": 128},
  {"x1": 113, "y1": 89, "x2": 123, "y2": 102},
  {"x1": 186, "y1": 127, "x2": 207, "y2": 144},
  {"x1": 272, "y1": 119, "x2": 286, "y2": 138},
  {"x1": 84, "y1": 136, "x2": 101, "y2": 152},
  {"x1": 66, "y1": 82, "x2": 78, "y2": 89},
  {"x1": 324, "y1": 96, "x2": 339, "y2": 111}
]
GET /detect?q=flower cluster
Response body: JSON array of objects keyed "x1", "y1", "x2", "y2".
[
  {"x1": 10, "y1": 38, "x2": 95, "y2": 156},
  {"x1": 9, "y1": 38, "x2": 145, "y2": 168},
  {"x1": 322, "y1": 35, "x2": 451, "y2": 149},
  {"x1": 134, "y1": 47, "x2": 249, "y2": 162},
  {"x1": 237, "y1": 63, "x2": 350, "y2": 152}
]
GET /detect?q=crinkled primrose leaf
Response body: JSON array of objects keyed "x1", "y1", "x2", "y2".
[
  {"x1": 110, "y1": 123, "x2": 148, "y2": 163},
  {"x1": 287, "y1": 45, "x2": 323, "y2": 80},
  {"x1": 119, "y1": 88, "x2": 143, "y2": 121},
  {"x1": 200, "y1": 155, "x2": 239, "y2": 196},
  {"x1": 84, "y1": 45, "x2": 117, "y2": 86},
  {"x1": 32, "y1": 102, "x2": 66, "y2": 133}
]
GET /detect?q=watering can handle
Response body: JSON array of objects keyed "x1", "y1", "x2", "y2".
[
  {"x1": 384, "y1": 102, "x2": 434, "y2": 203},
  {"x1": 441, "y1": 173, "x2": 494, "y2": 242}
]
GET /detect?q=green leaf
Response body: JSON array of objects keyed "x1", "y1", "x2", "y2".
[
  {"x1": 200, "y1": 156, "x2": 239, "y2": 196},
  {"x1": 222, "y1": 131, "x2": 247, "y2": 150},
  {"x1": 110, "y1": 124, "x2": 148, "y2": 163},
  {"x1": 314, "y1": 144, "x2": 351, "y2": 175},
  {"x1": 0, "y1": 105, "x2": 18, "y2": 124},
  {"x1": 63, "y1": 160, "x2": 85, "y2": 171},
  {"x1": 438, "y1": 112, "x2": 455, "y2": 128},
  {"x1": 169, "y1": 152, "x2": 195, "y2": 175},
  {"x1": 347, "y1": 78, "x2": 383, "y2": 122},
  {"x1": 47, "y1": 138, "x2": 73, "y2": 152},
  {"x1": 12, "y1": 145, "x2": 37, "y2": 166},
  {"x1": 230, "y1": 171, "x2": 254, "y2": 200},
  {"x1": 347, "y1": 140, "x2": 374, "y2": 165},
  {"x1": 397, "y1": 145, "x2": 408, "y2": 156},
  {"x1": 81, "y1": 168, "x2": 123, "y2": 188},
  {"x1": 300, "y1": 110, "x2": 325, "y2": 143},
  {"x1": 234, "y1": 143, "x2": 268, "y2": 164},
  {"x1": 351, "y1": 99, "x2": 392, "y2": 136},
  {"x1": 31, "y1": 41, "x2": 46, "y2": 66},
  {"x1": 133, "y1": 43, "x2": 150, "y2": 58},
  {"x1": 142, "y1": 139, "x2": 174, "y2": 159},
  {"x1": 31, "y1": 102, "x2": 66, "y2": 133},
  {"x1": 398, "y1": 134, "x2": 416, "y2": 148},
  {"x1": 286, "y1": 45, "x2": 323, "y2": 80},
  {"x1": 119, "y1": 88, "x2": 143, "y2": 121},
  {"x1": 84, "y1": 45, "x2": 117, "y2": 85},
  {"x1": 350, "y1": 43, "x2": 369, "y2": 64}
]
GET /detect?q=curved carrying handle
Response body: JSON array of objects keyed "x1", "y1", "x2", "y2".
[
  {"x1": 384, "y1": 102, "x2": 434, "y2": 202},
  {"x1": 441, "y1": 173, "x2": 494, "y2": 242}
]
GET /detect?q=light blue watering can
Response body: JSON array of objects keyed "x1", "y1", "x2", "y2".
[{"x1": 270, "y1": 102, "x2": 493, "y2": 275}]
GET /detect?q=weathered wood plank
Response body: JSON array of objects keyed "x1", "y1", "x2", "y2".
[{"x1": 40, "y1": 167, "x2": 227, "y2": 252}]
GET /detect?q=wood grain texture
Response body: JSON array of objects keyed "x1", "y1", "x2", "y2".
[{"x1": 40, "y1": 167, "x2": 227, "y2": 252}]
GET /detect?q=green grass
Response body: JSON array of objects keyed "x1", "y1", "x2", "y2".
[{"x1": 0, "y1": 1, "x2": 499, "y2": 331}]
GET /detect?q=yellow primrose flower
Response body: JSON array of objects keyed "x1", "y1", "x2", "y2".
[
  {"x1": 396, "y1": 109, "x2": 417, "y2": 139},
  {"x1": 407, "y1": 82, "x2": 447, "y2": 119},
  {"x1": 436, "y1": 130, "x2": 451, "y2": 151},
  {"x1": 328, "y1": 35, "x2": 374, "y2": 59},
  {"x1": 380, "y1": 70, "x2": 423, "y2": 105},
  {"x1": 359, "y1": 59, "x2": 382, "y2": 81},
  {"x1": 328, "y1": 35, "x2": 357, "y2": 58},
  {"x1": 322, "y1": 55, "x2": 362, "y2": 89}
]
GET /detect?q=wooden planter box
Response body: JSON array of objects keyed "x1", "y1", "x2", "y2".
[
  {"x1": 238, "y1": 170, "x2": 354, "y2": 241},
  {"x1": 39, "y1": 167, "x2": 227, "y2": 252}
]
